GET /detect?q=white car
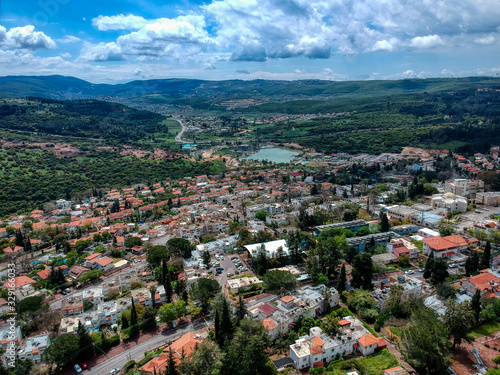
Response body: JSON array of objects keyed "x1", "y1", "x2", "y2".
[
  {"x1": 110, "y1": 368, "x2": 120, "y2": 375},
  {"x1": 74, "y1": 364, "x2": 82, "y2": 374}
]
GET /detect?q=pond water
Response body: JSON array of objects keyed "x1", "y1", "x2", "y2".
[{"x1": 241, "y1": 147, "x2": 299, "y2": 163}]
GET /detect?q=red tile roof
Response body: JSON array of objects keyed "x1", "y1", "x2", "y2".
[
  {"x1": 258, "y1": 303, "x2": 277, "y2": 316},
  {"x1": 309, "y1": 345, "x2": 323, "y2": 355}
]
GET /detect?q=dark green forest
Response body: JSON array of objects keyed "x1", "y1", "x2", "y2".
[
  {"x1": 0, "y1": 148, "x2": 225, "y2": 215},
  {"x1": 0, "y1": 98, "x2": 168, "y2": 142}
]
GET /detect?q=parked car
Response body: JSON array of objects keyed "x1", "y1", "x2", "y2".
[
  {"x1": 235, "y1": 270, "x2": 239, "y2": 275},
  {"x1": 74, "y1": 364, "x2": 82, "y2": 374},
  {"x1": 80, "y1": 363, "x2": 88, "y2": 370},
  {"x1": 227, "y1": 273, "x2": 232, "y2": 277},
  {"x1": 449, "y1": 264, "x2": 458, "y2": 268},
  {"x1": 110, "y1": 368, "x2": 120, "y2": 375},
  {"x1": 459, "y1": 262, "x2": 466, "y2": 266},
  {"x1": 60, "y1": 291, "x2": 67, "y2": 295}
]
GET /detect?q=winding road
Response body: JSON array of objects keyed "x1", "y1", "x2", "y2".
[{"x1": 173, "y1": 119, "x2": 189, "y2": 144}]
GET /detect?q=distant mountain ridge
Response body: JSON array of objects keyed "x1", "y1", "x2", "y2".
[{"x1": 1, "y1": 75, "x2": 500, "y2": 100}]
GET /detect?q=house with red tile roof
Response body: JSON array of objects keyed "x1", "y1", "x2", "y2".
[
  {"x1": 462, "y1": 269, "x2": 500, "y2": 297},
  {"x1": 139, "y1": 332, "x2": 203, "y2": 374},
  {"x1": 84, "y1": 253, "x2": 114, "y2": 272},
  {"x1": 3, "y1": 276, "x2": 36, "y2": 289},
  {"x1": 423, "y1": 235, "x2": 470, "y2": 258},
  {"x1": 36, "y1": 268, "x2": 52, "y2": 280}
]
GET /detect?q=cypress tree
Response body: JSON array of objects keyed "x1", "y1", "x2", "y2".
[
  {"x1": 380, "y1": 213, "x2": 390, "y2": 232},
  {"x1": 121, "y1": 314, "x2": 129, "y2": 329},
  {"x1": 235, "y1": 295, "x2": 246, "y2": 324},
  {"x1": 130, "y1": 297, "x2": 139, "y2": 335},
  {"x1": 471, "y1": 289, "x2": 482, "y2": 325},
  {"x1": 423, "y1": 252, "x2": 434, "y2": 279},
  {"x1": 221, "y1": 298, "x2": 232, "y2": 339},
  {"x1": 77, "y1": 321, "x2": 93, "y2": 356},
  {"x1": 166, "y1": 349, "x2": 178, "y2": 375},
  {"x1": 337, "y1": 263, "x2": 346, "y2": 293},
  {"x1": 481, "y1": 241, "x2": 491, "y2": 270},
  {"x1": 214, "y1": 309, "x2": 222, "y2": 347}
]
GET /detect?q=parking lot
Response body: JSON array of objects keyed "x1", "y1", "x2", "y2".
[
  {"x1": 213, "y1": 253, "x2": 251, "y2": 290},
  {"x1": 455, "y1": 206, "x2": 500, "y2": 232}
]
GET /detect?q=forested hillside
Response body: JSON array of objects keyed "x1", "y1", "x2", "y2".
[{"x1": 0, "y1": 98, "x2": 168, "y2": 142}]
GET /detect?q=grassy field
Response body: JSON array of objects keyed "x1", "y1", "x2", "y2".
[
  {"x1": 329, "y1": 349, "x2": 399, "y2": 375},
  {"x1": 469, "y1": 322, "x2": 500, "y2": 339}
]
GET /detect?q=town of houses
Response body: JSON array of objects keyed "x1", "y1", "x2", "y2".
[{"x1": 0, "y1": 144, "x2": 500, "y2": 375}]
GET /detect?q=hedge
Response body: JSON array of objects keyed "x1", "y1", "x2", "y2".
[
  {"x1": 124, "y1": 360, "x2": 136, "y2": 370},
  {"x1": 137, "y1": 353, "x2": 156, "y2": 367}
]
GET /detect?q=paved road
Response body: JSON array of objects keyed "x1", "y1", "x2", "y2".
[
  {"x1": 174, "y1": 119, "x2": 189, "y2": 144},
  {"x1": 86, "y1": 317, "x2": 213, "y2": 375}
]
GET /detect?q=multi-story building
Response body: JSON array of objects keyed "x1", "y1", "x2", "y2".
[
  {"x1": 386, "y1": 206, "x2": 419, "y2": 222},
  {"x1": 476, "y1": 192, "x2": 500, "y2": 206},
  {"x1": 227, "y1": 276, "x2": 264, "y2": 294},
  {"x1": 289, "y1": 317, "x2": 386, "y2": 370},
  {"x1": 59, "y1": 316, "x2": 81, "y2": 334},
  {"x1": 17, "y1": 334, "x2": 50, "y2": 364},
  {"x1": 431, "y1": 193, "x2": 467, "y2": 213},
  {"x1": 445, "y1": 179, "x2": 484, "y2": 199},
  {"x1": 83, "y1": 286, "x2": 104, "y2": 305},
  {"x1": 131, "y1": 287, "x2": 152, "y2": 307},
  {"x1": 461, "y1": 269, "x2": 500, "y2": 297},
  {"x1": 315, "y1": 220, "x2": 369, "y2": 235},
  {"x1": 0, "y1": 326, "x2": 22, "y2": 350},
  {"x1": 423, "y1": 235, "x2": 471, "y2": 258},
  {"x1": 386, "y1": 239, "x2": 419, "y2": 259},
  {"x1": 61, "y1": 295, "x2": 83, "y2": 317}
]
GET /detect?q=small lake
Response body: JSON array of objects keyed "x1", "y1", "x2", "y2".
[{"x1": 241, "y1": 147, "x2": 299, "y2": 163}]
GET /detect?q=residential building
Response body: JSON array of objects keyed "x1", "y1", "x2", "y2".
[
  {"x1": 476, "y1": 192, "x2": 500, "y2": 206},
  {"x1": 61, "y1": 295, "x2": 83, "y2": 317},
  {"x1": 386, "y1": 206, "x2": 418, "y2": 222},
  {"x1": 386, "y1": 239, "x2": 418, "y2": 259},
  {"x1": 315, "y1": 220, "x2": 369, "y2": 235},
  {"x1": 17, "y1": 334, "x2": 50, "y2": 363},
  {"x1": 461, "y1": 269, "x2": 500, "y2": 297},
  {"x1": 347, "y1": 232, "x2": 400, "y2": 252},
  {"x1": 431, "y1": 193, "x2": 467, "y2": 213},
  {"x1": 444, "y1": 179, "x2": 484, "y2": 199},
  {"x1": 0, "y1": 326, "x2": 22, "y2": 350},
  {"x1": 131, "y1": 287, "x2": 152, "y2": 307},
  {"x1": 59, "y1": 316, "x2": 81, "y2": 334},
  {"x1": 423, "y1": 235, "x2": 470, "y2": 258},
  {"x1": 139, "y1": 332, "x2": 203, "y2": 374},
  {"x1": 83, "y1": 286, "x2": 104, "y2": 305},
  {"x1": 227, "y1": 276, "x2": 264, "y2": 294},
  {"x1": 289, "y1": 317, "x2": 386, "y2": 370},
  {"x1": 244, "y1": 239, "x2": 290, "y2": 258}
]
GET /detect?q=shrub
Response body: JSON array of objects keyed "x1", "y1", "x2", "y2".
[
  {"x1": 494, "y1": 354, "x2": 500, "y2": 364},
  {"x1": 374, "y1": 322, "x2": 380, "y2": 332},
  {"x1": 124, "y1": 360, "x2": 136, "y2": 370}
]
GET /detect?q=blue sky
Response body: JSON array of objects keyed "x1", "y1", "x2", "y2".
[{"x1": 0, "y1": 0, "x2": 499, "y2": 83}]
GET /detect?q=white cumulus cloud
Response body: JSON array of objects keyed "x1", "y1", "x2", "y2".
[
  {"x1": 92, "y1": 14, "x2": 148, "y2": 31},
  {"x1": 410, "y1": 35, "x2": 444, "y2": 49},
  {"x1": 1, "y1": 25, "x2": 56, "y2": 50}
]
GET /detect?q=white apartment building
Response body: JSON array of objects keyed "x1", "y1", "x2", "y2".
[
  {"x1": 290, "y1": 317, "x2": 386, "y2": 370},
  {"x1": 445, "y1": 179, "x2": 484, "y2": 199},
  {"x1": 431, "y1": 193, "x2": 467, "y2": 213},
  {"x1": 0, "y1": 326, "x2": 22, "y2": 350},
  {"x1": 18, "y1": 334, "x2": 50, "y2": 364},
  {"x1": 131, "y1": 287, "x2": 153, "y2": 307}
]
